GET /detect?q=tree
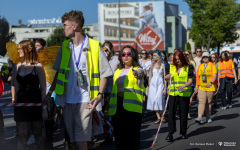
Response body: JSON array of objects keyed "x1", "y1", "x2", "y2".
[
  {"x1": 47, "y1": 27, "x2": 93, "y2": 46},
  {"x1": 47, "y1": 27, "x2": 68, "y2": 46},
  {"x1": 0, "y1": 16, "x2": 15, "y2": 56},
  {"x1": 186, "y1": 42, "x2": 191, "y2": 51},
  {"x1": 184, "y1": 0, "x2": 240, "y2": 54}
]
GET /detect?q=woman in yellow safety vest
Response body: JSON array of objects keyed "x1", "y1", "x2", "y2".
[
  {"x1": 195, "y1": 52, "x2": 217, "y2": 124},
  {"x1": 165, "y1": 50, "x2": 193, "y2": 142},
  {"x1": 218, "y1": 51, "x2": 237, "y2": 109},
  {"x1": 108, "y1": 45, "x2": 145, "y2": 150}
]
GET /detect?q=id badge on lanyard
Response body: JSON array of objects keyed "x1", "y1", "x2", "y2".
[
  {"x1": 77, "y1": 70, "x2": 85, "y2": 86},
  {"x1": 202, "y1": 63, "x2": 208, "y2": 82},
  {"x1": 202, "y1": 75, "x2": 207, "y2": 82},
  {"x1": 73, "y1": 36, "x2": 86, "y2": 86}
]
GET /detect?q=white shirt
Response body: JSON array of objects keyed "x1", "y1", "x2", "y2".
[
  {"x1": 65, "y1": 43, "x2": 89, "y2": 103},
  {"x1": 194, "y1": 57, "x2": 202, "y2": 72},
  {"x1": 139, "y1": 59, "x2": 152, "y2": 77},
  {"x1": 105, "y1": 56, "x2": 119, "y2": 93}
]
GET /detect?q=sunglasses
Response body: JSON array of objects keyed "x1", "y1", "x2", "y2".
[
  {"x1": 121, "y1": 52, "x2": 133, "y2": 57},
  {"x1": 141, "y1": 53, "x2": 146, "y2": 55},
  {"x1": 211, "y1": 57, "x2": 216, "y2": 58},
  {"x1": 102, "y1": 46, "x2": 110, "y2": 54},
  {"x1": 196, "y1": 51, "x2": 202, "y2": 53},
  {"x1": 185, "y1": 53, "x2": 189, "y2": 56}
]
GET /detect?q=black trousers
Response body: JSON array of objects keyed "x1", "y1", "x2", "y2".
[
  {"x1": 44, "y1": 97, "x2": 55, "y2": 148},
  {"x1": 112, "y1": 96, "x2": 142, "y2": 150},
  {"x1": 168, "y1": 96, "x2": 190, "y2": 135},
  {"x1": 220, "y1": 78, "x2": 233, "y2": 107}
]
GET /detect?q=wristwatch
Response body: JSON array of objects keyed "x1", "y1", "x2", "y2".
[
  {"x1": 210, "y1": 82, "x2": 213, "y2": 84},
  {"x1": 98, "y1": 92, "x2": 103, "y2": 97}
]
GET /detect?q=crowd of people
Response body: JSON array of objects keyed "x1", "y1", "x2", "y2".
[{"x1": 4, "y1": 10, "x2": 240, "y2": 150}]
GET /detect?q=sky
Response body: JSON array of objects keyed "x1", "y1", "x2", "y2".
[{"x1": 0, "y1": 0, "x2": 239, "y2": 27}]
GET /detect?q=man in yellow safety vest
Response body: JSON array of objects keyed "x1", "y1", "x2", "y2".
[{"x1": 43, "y1": 10, "x2": 113, "y2": 150}]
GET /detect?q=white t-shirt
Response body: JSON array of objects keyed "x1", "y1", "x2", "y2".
[
  {"x1": 65, "y1": 43, "x2": 90, "y2": 103},
  {"x1": 105, "y1": 56, "x2": 119, "y2": 93},
  {"x1": 139, "y1": 59, "x2": 152, "y2": 77},
  {"x1": 194, "y1": 57, "x2": 202, "y2": 72}
]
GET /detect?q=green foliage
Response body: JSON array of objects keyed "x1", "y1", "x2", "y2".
[
  {"x1": 187, "y1": 42, "x2": 191, "y2": 51},
  {"x1": 184, "y1": 42, "x2": 191, "y2": 51},
  {"x1": 47, "y1": 27, "x2": 68, "y2": 46},
  {"x1": 46, "y1": 27, "x2": 93, "y2": 46},
  {"x1": 0, "y1": 16, "x2": 15, "y2": 56},
  {"x1": 184, "y1": 0, "x2": 240, "y2": 51}
]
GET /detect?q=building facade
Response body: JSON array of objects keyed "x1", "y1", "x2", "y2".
[
  {"x1": 10, "y1": 19, "x2": 99, "y2": 44},
  {"x1": 98, "y1": 0, "x2": 187, "y2": 54}
]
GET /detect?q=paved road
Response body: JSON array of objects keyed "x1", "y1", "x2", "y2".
[{"x1": 0, "y1": 84, "x2": 239, "y2": 150}]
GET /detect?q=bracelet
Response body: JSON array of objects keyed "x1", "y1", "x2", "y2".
[
  {"x1": 12, "y1": 98, "x2": 15, "y2": 100},
  {"x1": 98, "y1": 92, "x2": 103, "y2": 97}
]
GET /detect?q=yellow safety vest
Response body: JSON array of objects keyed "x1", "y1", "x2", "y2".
[
  {"x1": 169, "y1": 64, "x2": 191, "y2": 97},
  {"x1": 55, "y1": 38, "x2": 100, "y2": 100},
  {"x1": 108, "y1": 66, "x2": 146, "y2": 115}
]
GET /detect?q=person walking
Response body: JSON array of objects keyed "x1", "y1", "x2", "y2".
[
  {"x1": 184, "y1": 50, "x2": 196, "y2": 120},
  {"x1": 165, "y1": 50, "x2": 193, "y2": 142},
  {"x1": 147, "y1": 51, "x2": 166, "y2": 123},
  {"x1": 185, "y1": 50, "x2": 196, "y2": 70},
  {"x1": 194, "y1": 48, "x2": 202, "y2": 73},
  {"x1": 218, "y1": 51, "x2": 237, "y2": 109},
  {"x1": 210, "y1": 53, "x2": 219, "y2": 108},
  {"x1": 11, "y1": 40, "x2": 47, "y2": 150},
  {"x1": 43, "y1": 10, "x2": 113, "y2": 150},
  {"x1": 108, "y1": 45, "x2": 145, "y2": 150},
  {"x1": 101, "y1": 41, "x2": 119, "y2": 141},
  {"x1": 102, "y1": 41, "x2": 119, "y2": 111},
  {"x1": 168, "y1": 53, "x2": 173, "y2": 64},
  {"x1": 35, "y1": 38, "x2": 56, "y2": 149},
  {"x1": 195, "y1": 52, "x2": 217, "y2": 124},
  {"x1": 139, "y1": 50, "x2": 152, "y2": 114}
]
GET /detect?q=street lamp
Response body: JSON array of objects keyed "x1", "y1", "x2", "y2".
[{"x1": 118, "y1": 0, "x2": 121, "y2": 51}]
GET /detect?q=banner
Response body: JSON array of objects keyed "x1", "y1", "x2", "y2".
[
  {"x1": 98, "y1": 1, "x2": 165, "y2": 50},
  {"x1": 105, "y1": 7, "x2": 135, "y2": 19}
]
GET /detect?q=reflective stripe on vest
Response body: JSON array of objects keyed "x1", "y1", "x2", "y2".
[
  {"x1": 124, "y1": 88, "x2": 145, "y2": 96},
  {"x1": 219, "y1": 59, "x2": 234, "y2": 78},
  {"x1": 124, "y1": 99, "x2": 142, "y2": 106},
  {"x1": 108, "y1": 67, "x2": 146, "y2": 115},
  {"x1": 169, "y1": 64, "x2": 191, "y2": 97},
  {"x1": 55, "y1": 38, "x2": 100, "y2": 100}
]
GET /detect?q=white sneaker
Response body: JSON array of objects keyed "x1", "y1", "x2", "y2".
[
  {"x1": 27, "y1": 135, "x2": 35, "y2": 145},
  {"x1": 206, "y1": 117, "x2": 212, "y2": 123},
  {"x1": 195, "y1": 117, "x2": 204, "y2": 124},
  {"x1": 222, "y1": 106, "x2": 227, "y2": 110}
]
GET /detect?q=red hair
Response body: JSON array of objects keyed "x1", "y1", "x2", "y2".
[{"x1": 173, "y1": 50, "x2": 189, "y2": 69}]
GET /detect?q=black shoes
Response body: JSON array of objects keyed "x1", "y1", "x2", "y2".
[
  {"x1": 181, "y1": 134, "x2": 188, "y2": 139},
  {"x1": 166, "y1": 133, "x2": 173, "y2": 142},
  {"x1": 166, "y1": 133, "x2": 188, "y2": 142}
]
